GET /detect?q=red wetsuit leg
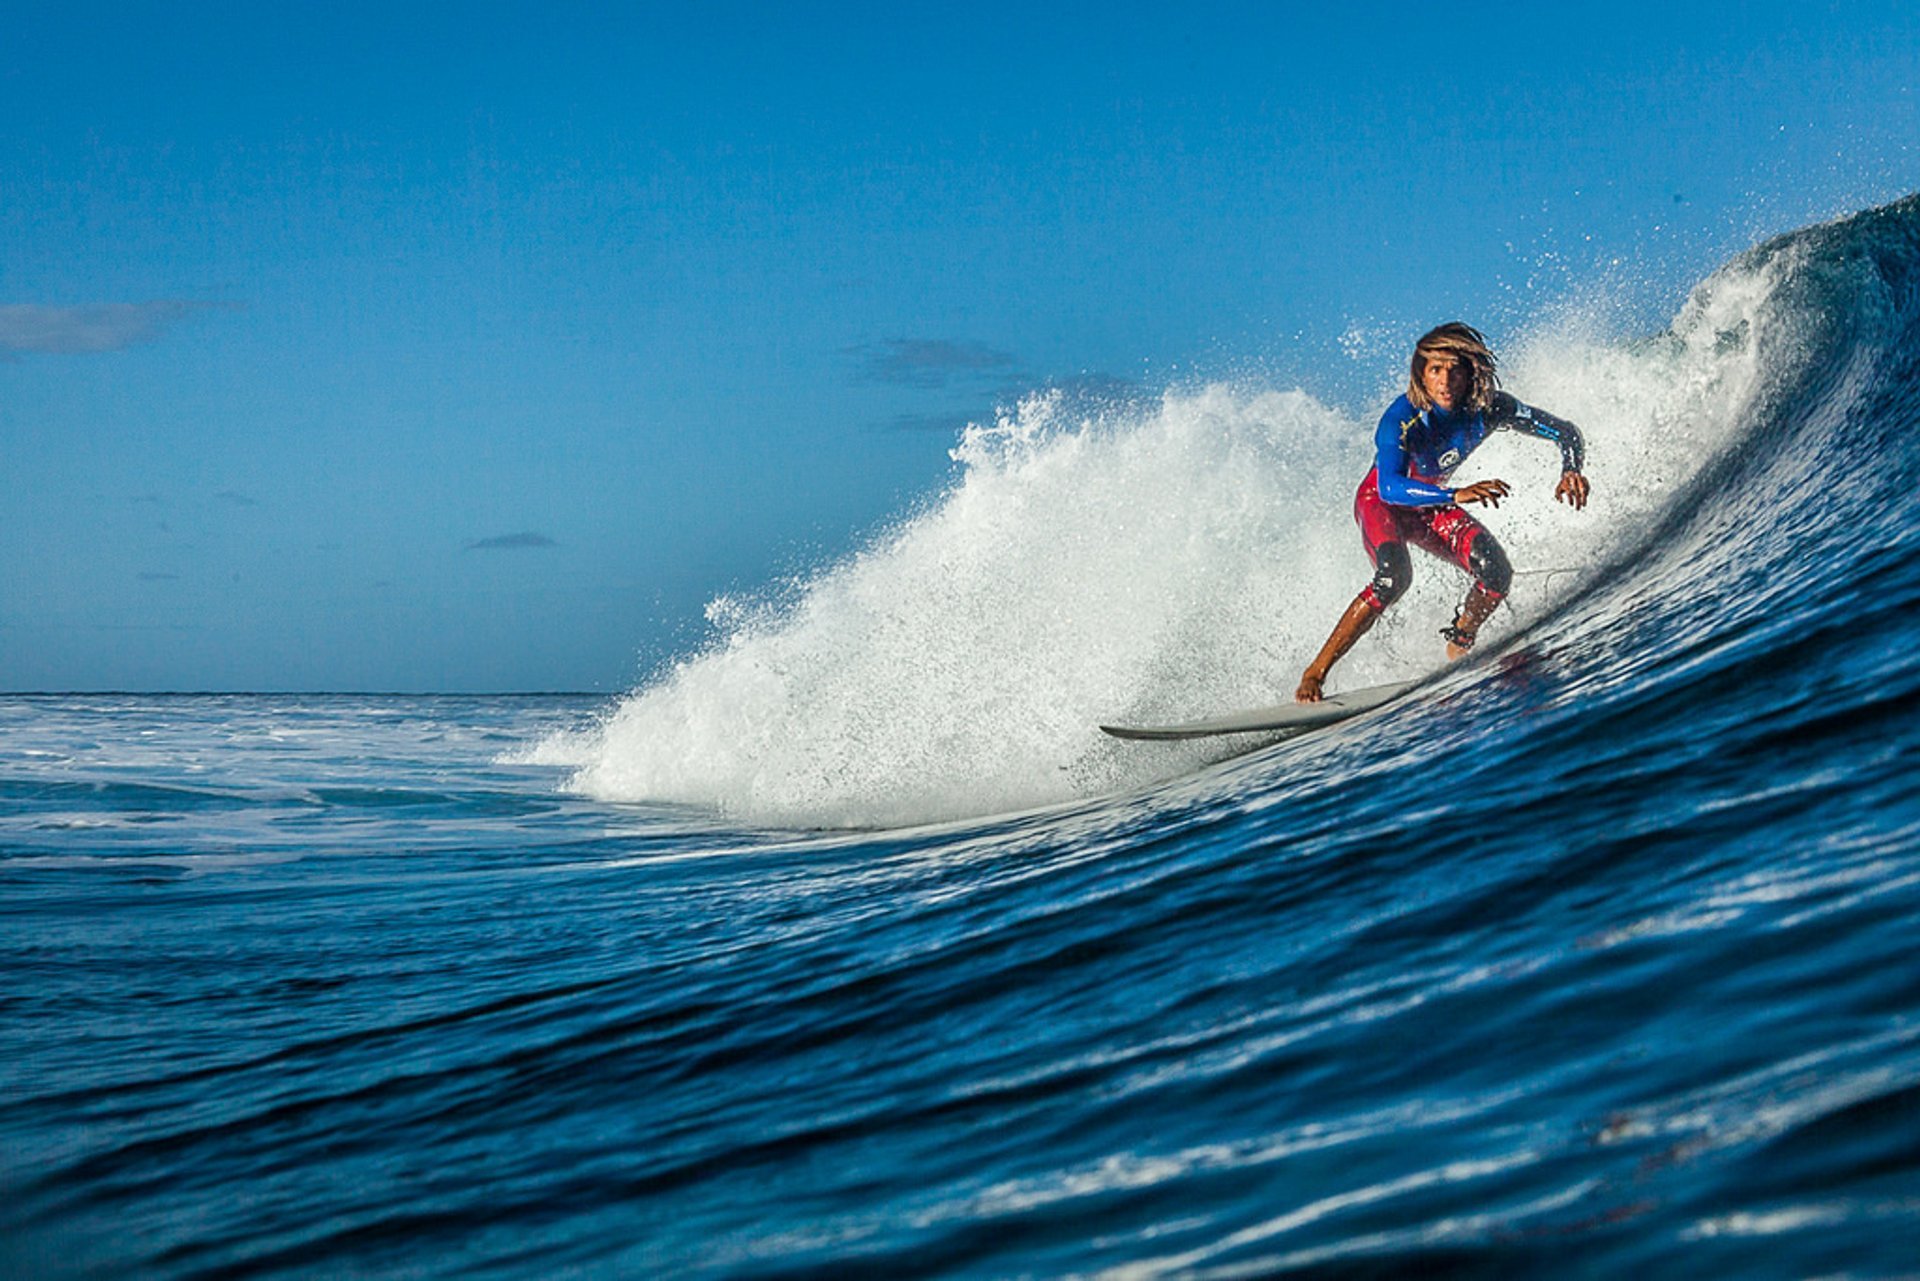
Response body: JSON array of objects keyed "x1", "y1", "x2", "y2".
[
  {"x1": 1357, "y1": 472, "x2": 1510, "y2": 607},
  {"x1": 1418, "y1": 504, "x2": 1506, "y2": 602},
  {"x1": 1353, "y1": 468, "x2": 1414, "y2": 611}
]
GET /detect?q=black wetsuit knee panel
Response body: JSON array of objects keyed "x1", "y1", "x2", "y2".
[
  {"x1": 1469, "y1": 535, "x2": 1512, "y2": 597},
  {"x1": 1371, "y1": 542, "x2": 1411, "y2": 608}
]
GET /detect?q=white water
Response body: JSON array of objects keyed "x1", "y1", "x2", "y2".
[{"x1": 535, "y1": 260, "x2": 1791, "y2": 828}]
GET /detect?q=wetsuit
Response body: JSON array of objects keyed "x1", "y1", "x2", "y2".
[{"x1": 1356, "y1": 391, "x2": 1584, "y2": 612}]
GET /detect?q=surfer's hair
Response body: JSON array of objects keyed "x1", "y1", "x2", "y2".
[{"x1": 1408, "y1": 322, "x2": 1500, "y2": 413}]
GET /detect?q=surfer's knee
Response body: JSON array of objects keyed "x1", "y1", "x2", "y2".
[
  {"x1": 1366, "y1": 542, "x2": 1411, "y2": 610},
  {"x1": 1468, "y1": 535, "x2": 1511, "y2": 598}
]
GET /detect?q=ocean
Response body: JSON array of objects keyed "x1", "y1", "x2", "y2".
[{"x1": 4, "y1": 196, "x2": 1919, "y2": 1277}]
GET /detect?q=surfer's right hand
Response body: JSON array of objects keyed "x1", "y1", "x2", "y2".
[
  {"x1": 1453, "y1": 479, "x2": 1512, "y2": 508},
  {"x1": 1295, "y1": 673, "x2": 1325, "y2": 703}
]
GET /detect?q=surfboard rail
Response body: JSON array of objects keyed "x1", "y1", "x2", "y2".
[{"x1": 1099, "y1": 679, "x2": 1418, "y2": 741}]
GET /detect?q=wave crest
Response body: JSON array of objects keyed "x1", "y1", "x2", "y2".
[{"x1": 538, "y1": 198, "x2": 1920, "y2": 827}]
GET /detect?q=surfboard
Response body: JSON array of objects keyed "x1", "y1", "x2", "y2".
[{"x1": 1099, "y1": 679, "x2": 1418, "y2": 741}]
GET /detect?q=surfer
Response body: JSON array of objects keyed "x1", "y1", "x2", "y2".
[{"x1": 1296, "y1": 322, "x2": 1589, "y2": 702}]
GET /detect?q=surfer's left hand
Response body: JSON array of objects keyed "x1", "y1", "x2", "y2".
[{"x1": 1556, "y1": 470, "x2": 1590, "y2": 510}]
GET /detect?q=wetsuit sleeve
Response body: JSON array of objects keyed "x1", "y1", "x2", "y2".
[
  {"x1": 1492, "y1": 392, "x2": 1585, "y2": 472},
  {"x1": 1374, "y1": 404, "x2": 1455, "y2": 507}
]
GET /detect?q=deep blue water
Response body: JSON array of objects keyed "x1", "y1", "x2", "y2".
[{"x1": 6, "y1": 199, "x2": 1920, "y2": 1277}]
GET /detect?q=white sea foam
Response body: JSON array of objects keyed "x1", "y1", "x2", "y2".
[{"x1": 543, "y1": 259, "x2": 1791, "y2": 827}]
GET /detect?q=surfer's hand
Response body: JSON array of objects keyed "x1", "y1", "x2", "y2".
[
  {"x1": 1556, "y1": 470, "x2": 1590, "y2": 510},
  {"x1": 1295, "y1": 672, "x2": 1325, "y2": 703},
  {"x1": 1453, "y1": 479, "x2": 1511, "y2": 508}
]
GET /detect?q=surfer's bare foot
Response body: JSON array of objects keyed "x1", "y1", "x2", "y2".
[
  {"x1": 1295, "y1": 672, "x2": 1325, "y2": 703},
  {"x1": 1446, "y1": 635, "x2": 1474, "y2": 661}
]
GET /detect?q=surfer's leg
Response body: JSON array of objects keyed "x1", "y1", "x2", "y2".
[
  {"x1": 1363, "y1": 539, "x2": 1412, "y2": 611},
  {"x1": 1301, "y1": 472, "x2": 1410, "y2": 702},
  {"x1": 1464, "y1": 526, "x2": 1512, "y2": 598},
  {"x1": 1428, "y1": 511, "x2": 1510, "y2": 657},
  {"x1": 1297, "y1": 593, "x2": 1379, "y2": 703},
  {"x1": 1297, "y1": 545, "x2": 1406, "y2": 701},
  {"x1": 1444, "y1": 585, "x2": 1503, "y2": 659},
  {"x1": 1354, "y1": 471, "x2": 1415, "y2": 612}
]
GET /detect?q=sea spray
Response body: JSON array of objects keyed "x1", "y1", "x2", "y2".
[{"x1": 542, "y1": 259, "x2": 1793, "y2": 827}]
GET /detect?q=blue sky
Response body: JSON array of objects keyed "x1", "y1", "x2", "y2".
[{"x1": 3, "y1": 2, "x2": 1914, "y2": 691}]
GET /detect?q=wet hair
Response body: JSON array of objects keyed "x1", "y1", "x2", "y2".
[{"x1": 1408, "y1": 322, "x2": 1499, "y2": 412}]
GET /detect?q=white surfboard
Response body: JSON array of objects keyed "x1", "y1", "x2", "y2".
[{"x1": 1099, "y1": 679, "x2": 1418, "y2": 741}]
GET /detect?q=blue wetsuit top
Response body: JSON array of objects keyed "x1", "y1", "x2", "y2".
[{"x1": 1374, "y1": 391, "x2": 1585, "y2": 507}]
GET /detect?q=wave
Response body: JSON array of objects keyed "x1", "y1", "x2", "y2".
[{"x1": 540, "y1": 195, "x2": 1920, "y2": 828}]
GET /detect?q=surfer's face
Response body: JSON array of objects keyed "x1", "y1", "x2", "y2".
[{"x1": 1421, "y1": 354, "x2": 1470, "y2": 411}]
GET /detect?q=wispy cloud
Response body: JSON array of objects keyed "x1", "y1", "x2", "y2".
[
  {"x1": 0, "y1": 301, "x2": 231, "y2": 356},
  {"x1": 466, "y1": 531, "x2": 557, "y2": 551},
  {"x1": 846, "y1": 338, "x2": 1020, "y2": 389},
  {"x1": 882, "y1": 371, "x2": 1146, "y2": 434},
  {"x1": 137, "y1": 571, "x2": 180, "y2": 581},
  {"x1": 215, "y1": 490, "x2": 258, "y2": 507}
]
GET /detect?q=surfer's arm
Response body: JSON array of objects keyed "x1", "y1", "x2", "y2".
[
  {"x1": 1493, "y1": 393, "x2": 1589, "y2": 509},
  {"x1": 1493, "y1": 393, "x2": 1585, "y2": 471},
  {"x1": 1373, "y1": 412, "x2": 1455, "y2": 507}
]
